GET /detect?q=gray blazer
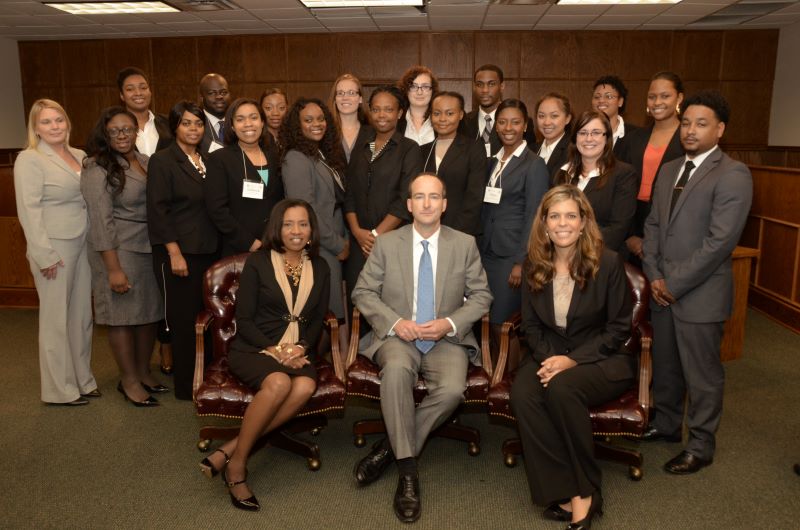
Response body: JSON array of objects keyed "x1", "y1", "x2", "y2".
[
  {"x1": 282, "y1": 149, "x2": 347, "y2": 256},
  {"x1": 14, "y1": 142, "x2": 88, "y2": 268},
  {"x1": 352, "y1": 224, "x2": 493, "y2": 364},
  {"x1": 642, "y1": 148, "x2": 753, "y2": 323},
  {"x1": 81, "y1": 152, "x2": 152, "y2": 254}
]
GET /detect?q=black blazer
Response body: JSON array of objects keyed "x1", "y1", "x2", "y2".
[
  {"x1": 624, "y1": 125, "x2": 684, "y2": 237},
  {"x1": 521, "y1": 249, "x2": 634, "y2": 382},
  {"x1": 204, "y1": 142, "x2": 284, "y2": 257},
  {"x1": 146, "y1": 142, "x2": 219, "y2": 254},
  {"x1": 153, "y1": 114, "x2": 173, "y2": 152},
  {"x1": 420, "y1": 134, "x2": 487, "y2": 236},
  {"x1": 540, "y1": 134, "x2": 571, "y2": 184},
  {"x1": 554, "y1": 162, "x2": 638, "y2": 253},
  {"x1": 199, "y1": 112, "x2": 226, "y2": 157},
  {"x1": 612, "y1": 121, "x2": 640, "y2": 163},
  {"x1": 231, "y1": 250, "x2": 330, "y2": 358},
  {"x1": 458, "y1": 110, "x2": 538, "y2": 156},
  {"x1": 344, "y1": 129, "x2": 423, "y2": 228}
]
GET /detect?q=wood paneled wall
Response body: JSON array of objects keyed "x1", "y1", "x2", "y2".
[{"x1": 18, "y1": 29, "x2": 778, "y2": 148}]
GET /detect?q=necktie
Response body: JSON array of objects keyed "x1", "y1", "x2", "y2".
[
  {"x1": 415, "y1": 240, "x2": 435, "y2": 354},
  {"x1": 217, "y1": 121, "x2": 225, "y2": 141},
  {"x1": 670, "y1": 160, "x2": 695, "y2": 215},
  {"x1": 482, "y1": 115, "x2": 492, "y2": 144}
]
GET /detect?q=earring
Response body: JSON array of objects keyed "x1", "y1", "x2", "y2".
[
  {"x1": 646, "y1": 107, "x2": 651, "y2": 115},
  {"x1": 305, "y1": 240, "x2": 311, "y2": 247},
  {"x1": 676, "y1": 104, "x2": 681, "y2": 114}
]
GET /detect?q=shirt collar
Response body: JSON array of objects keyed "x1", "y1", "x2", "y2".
[
  {"x1": 495, "y1": 140, "x2": 528, "y2": 162},
  {"x1": 204, "y1": 109, "x2": 221, "y2": 127},
  {"x1": 479, "y1": 107, "x2": 497, "y2": 121},
  {"x1": 560, "y1": 163, "x2": 600, "y2": 179},
  {"x1": 613, "y1": 115, "x2": 625, "y2": 139},
  {"x1": 412, "y1": 225, "x2": 441, "y2": 249},
  {"x1": 684, "y1": 145, "x2": 718, "y2": 168}
]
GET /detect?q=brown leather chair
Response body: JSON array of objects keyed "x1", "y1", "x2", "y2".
[
  {"x1": 192, "y1": 253, "x2": 347, "y2": 471},
  {"x1": 345, "y1": 308, "x2": 492, "y2": 455},
  {"x1": 487, "y1": 262, "x2": 652, "y2": 480}
]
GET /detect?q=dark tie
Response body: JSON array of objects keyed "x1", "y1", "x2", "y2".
[
  {"x1": 670, "y1": 160, "x2": 695, "y2": 215},
  {"x1": 217, "y1": 121, "x2": 225, "y2": 141},
  {"x1": 482, "y1": 115, "x2": 492, "y2": 144},
  {"x1": 415, "y1": 240, "x2": 435, "y2": 354}
]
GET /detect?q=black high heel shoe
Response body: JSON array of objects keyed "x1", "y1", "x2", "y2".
[
  {"x1": 141, "y1": 382, "x2": 170, "y2": 394},
  {"x1": 566, "y1": 492, "x2": 603, "y2": 530},
  {"x1": 199, "y1": 448, "x2": 230, "y2": 479},
  {"x1": 117, "y1": 382, "x2": 159, "y2": 407},
  {"x1": 223, "y1": 469, "x2": 260, "y2": 511}
]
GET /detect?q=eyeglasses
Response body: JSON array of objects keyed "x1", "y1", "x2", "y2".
[
  {"x1": 410, "y1": 84, "x2": 433, "y2": 93},
  {"x1": 107, "y1": 127, "x2": 137, "y2": 138},
  {"x1": 576, "y1": 130, "x2": 606, "y2": 139},
  {"x1": 592, "y1": 93, "x2": 619, "y2": 101},
  {"x1": 336, "y1": 90, "x2": 359, "y2": 97}
]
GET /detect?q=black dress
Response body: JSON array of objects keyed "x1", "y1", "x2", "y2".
[{"x1": 228, "y1": 250, "x2": 330, "y2": 390}]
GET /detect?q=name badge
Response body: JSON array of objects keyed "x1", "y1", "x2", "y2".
[
  {"x1": 484, "y1": 186, "x2": 502, "y2": 204},
  {"x1": 209, "y1": 141, "x2": 224, "y2": 153},
  {"x1": 484, "y1": 143, "x2": 492, "y2": 157},
  {"x1": 242, "y1": 180, "x2": 264, "y2": 199}
]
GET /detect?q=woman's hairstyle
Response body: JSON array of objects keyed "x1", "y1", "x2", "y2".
[
  {"x1": 279, "y1": 98, "x2": 346, "y2": 174},
  {"x1": 496, "y1": 98, "x2": 529, "y2": 122},
  {"x1": 168, "y1": 100, "x2": 206, "y2": 137},
  {"x1": 84, "y1": 106, "x2": 139, "y2": 196},
  {"x1": 328, "y1": 73, "x2": 368, "y2": 129},
  {"x1": 558, "y1": 110, "x2": 616, "y2": 190},
  {"x1": 397, "y1": 65, "x2": 439, "y2": 118},
  {"x1": 525, "y1": 185, "x2": 603, "y2": 292},
  {"x1": 651, "y1": 71, "x2": 684, "y2": 96},
  {"x1": 116, "y1": 66, "x2": 148, "y2": 93},
  {"x1": 259, "y1": 87, "x2": 288, "y2": 109},
  {"x1": 224, "y1": 98, "x2": 267, "y2": 145},
  {"x1": 431, "y1": 91, "x2": 465, "y2": 112},
  {"x1": 535, "y1": 92, "x2": 573, "y2": 136},
  {"x1": 262, "y1": 198, "x2": 321, "y2": 258},
  {"x1": 368, "y1": 84, "x2": 408, "y2": 113},
  {"x1": 593, "y1": 75, "x2": 628, "y2": 114},
  {"x1": 26, "y1": 99, "x2": 71, "y2": 149}
]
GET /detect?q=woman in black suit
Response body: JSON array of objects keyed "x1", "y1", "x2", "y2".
[
  {"x1": 205, "y1": 98, "x2": 284, "y2": 257},
  {"x1": 510, "y1": 185, "x2": 634, "y2": 529},
  {"x1": 420, "y1": 91, "x2": 486, "y2": 237},
  {"x1": 553, "y1": 110, "x2": 637, "y2": 253},
  {"x1": 147, "y1": 101, "x2": 219, "y2": 400},
  {"x1": 198, "y1": 199, "x2": 329, "y2": 512},
  {"x1": 343, "y1": 85, "x2": 423, "y2": 303},
  {"x1": 624, "y1": 71, "x2": 685, "y2": 262},
  {"x1": 535, "y1": 92, "x2": 573, "y2": 183},
  {"x1": 480, "y1": 98, "x2": 550, "y2": 328}
]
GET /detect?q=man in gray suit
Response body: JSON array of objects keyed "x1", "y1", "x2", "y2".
[
  {"x1": 351, "y1": 173, "x2": 492, "y2": 522},
  {"x1": 642, "y1": 91, "x2": 752, "y2": 474}
]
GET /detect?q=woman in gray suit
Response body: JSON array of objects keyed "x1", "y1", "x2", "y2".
[
  {"x1": 82, "y1": 107, "x2": 167, "y2": 407},
  {"x1": 281, "y1": 98, "x2": 348, "y2": 320},
  {"x1": 14, "y1": 99, "x2": 98, "y2": 406}
]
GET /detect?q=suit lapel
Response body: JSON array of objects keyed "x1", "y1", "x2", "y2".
[
  {"x1": 434, "y1": 228, "x2": 452, "y2": 316},
  {"x1": 669, "y1": 149, "x2": 721, "y2": 223},
  {"x1": 398, "y1": 228, "x2": 414, "y2": 316},
  {"x1": 565, "y1": 280, "x2": 582, "y2": 330},
  {"x1": 39, "y1": 142, "x2": 81, "y2": 181},
  {"x1": 173, "y1": 143, "x2": 204, "y2": 184}
]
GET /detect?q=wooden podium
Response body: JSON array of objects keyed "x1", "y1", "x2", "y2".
[{"x1": 721, "y1": 246, "x2": 759, "y2": 362}]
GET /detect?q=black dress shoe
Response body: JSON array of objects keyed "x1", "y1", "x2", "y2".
[
  {"x1": 640, "y1": 425, "x2": 681, "y2": 443},
  {"x1": 223, "y1": 469, "x2": 259, "y2": 511},
  {"x1": 80, "y1": 389, "x2": 102, "y2": 398},
  {"x1": 543, "y1": 500, "x2": 572, "y2": 522},
  {"x1": 141, "y1": 383, "x2": 170, "y2": 394},
  {"x1": 117, "y1": 382, "x2": 159, "y2": 407},
  {"x1": 353, "y1": 439, "x2": 394, "y2": 486},
  {"x1": 664, "y1": 451, "x2": 712, "y2": 475},
  {"x1": 566, "y1": 492, "x2": 603, "y2": 530},
  {"x1": 394, "y1": 473, "x2": 421, "y2": 523}
]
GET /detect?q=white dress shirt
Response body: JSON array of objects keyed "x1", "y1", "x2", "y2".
[
  {"x1": 404, "y1": 116, "x2": 435, "y2": 146},
  {"x1": 489, "y1": 140, "x2": 528, "y2": 188},
  {"x1": 135, "y1": 111, "x2": 159, "y2": 156},
  {"x1": 675, "y1": 145, "x2": 719, "y2": 186},
  {"x1": 560, "y1": 163, "x2": 599, "y2": 191},
  {"x1": 611, "y1": 115, "x2": 627, "y2": 147},
  {"x1": 538, "y1": 134, "x2": 564, "y2": 164}
]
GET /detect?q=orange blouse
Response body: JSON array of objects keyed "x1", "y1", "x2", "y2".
[{"x1": 638, "y1": 143, "x2": 668, "y2": 202}]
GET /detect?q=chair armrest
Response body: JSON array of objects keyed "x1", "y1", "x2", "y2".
[
  {"x1": 325, "y1": 311, "x2": 346, "y2": 383},
  {"x1": 491, "y1": 311, "x2": 522, "y2": 387},
  {"x1": 636, "y1": 320, "x2": 653, "y2": 409},
  {"x1": 479, "y1": 314, "x2": 492, "y2": 378},
  {"x1": 192, "y1": 310, "x2": 214, "y2": 399},
  {"x1": 345, "y1": 307, "x2": 361, "y2": 371}
]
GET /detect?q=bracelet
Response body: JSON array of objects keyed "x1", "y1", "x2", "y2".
[{"x1": 370, "y1": 229, "x2": 379, "y2": 237}]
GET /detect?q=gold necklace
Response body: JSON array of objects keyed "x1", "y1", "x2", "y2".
[{"x1": 284, "y1": 257, "x2": 303, "y2": 287}]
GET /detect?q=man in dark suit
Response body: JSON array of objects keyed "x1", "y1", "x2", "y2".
[
  {"x1": 351, "y1": 173, "x2": 492, "y2": 523},
  {"x1": 642, "y1": 91, "x2": 752, "y2": 474},
  {"x1": 116, "y1": 66, "x2": 172, "y2": 156},
  {"x1": 458, "y1": 64, "x2": 536, "y2": 156},
  {"x1": 198, "y1": 72, "x2": 231, "y2": 156}
]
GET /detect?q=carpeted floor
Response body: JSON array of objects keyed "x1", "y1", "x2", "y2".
[{"x1": 1, "y1": 307, "x2": 798, "y2": 529}]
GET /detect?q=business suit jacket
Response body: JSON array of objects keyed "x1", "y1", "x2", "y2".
[
  {"x1": 204, "y1": 143, "x2": 284, "y2": 256},
  {"x1": 420, "y1": 134, "x2": 487, "y2": 236},
  {"x1": 541, "y1": 134, "x2": 571, "y2": 184},
  {"x1": 480, "y1": 148, "x2": 550, "y2": 265},
  {"x1": 199, "y1": 114, "x2": 226, "y2": 157},
  {"x1": 555, "y1": 162, "x2": 638, "y2": 253},
  {"x1": 642, "y1": 148, "x2": 753, "y2": 323},
  {"x1": 459, "y1": 110, "x2": 538, "y2": 156},
  {"x1": 146, "y1": 142, "x2": 219, "y2": 254},
  {"x1": 612, "y1": 121, "x2": 640, "y2": 163},
  {"x1": 352, "y1": 224, "x2": 493, "y2": 364},
  {"x1": 624, "y1": 125, "x2": 684, "y2": 237},
  {"x1": 14, "y1": 142, "x2": 88, "y2": 268},
  {"x1": 521, "y1": 249, "x2": 634, "y2": 381},
  {"x1": 153, "y1": 114, "x2": 173, "y2": 153}
]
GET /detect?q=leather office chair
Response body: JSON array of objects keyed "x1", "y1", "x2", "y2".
[
  {"x1": 345, "y1": 308, "x2": 492, "y2": 455},
  {"x1": 192, "y1": 253, "x2": 347, "y2": 471},
  {"x1": 487, "y1": 262, "x2": 652, "y2": 480}
]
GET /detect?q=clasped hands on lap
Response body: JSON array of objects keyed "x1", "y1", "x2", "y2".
[
  {"x1": 259, "y1": 343, "x2": 310, "y2": 369},
  {"x1": 392, "y1": 319, "x2": 452, "y2": 343},
  {"x1": 537, "y1": 355, "x2": 577, "y2": 387}
]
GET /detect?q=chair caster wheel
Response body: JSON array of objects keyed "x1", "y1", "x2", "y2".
[
  {"x1": 504, "y1": 454, "x2": 517, "y2": 468},
  {"x1": 311, "y1": 427, "x2": 322, "y2": 436},
  {"x1": 197, "y1": 439, "x2": 211, "y2": 452},
  {"x1": 307, "y1": 458, "x2": 321, "y2": 471},
  {"x1": 468, "y1": 442, "x2": 480, "y2": 456},
  {"x1": 354, "y1": 434, "x2": 366, "y2": 447},
  {"x1": 629, "y1": 466, "x2": 643, "y2": 481}
]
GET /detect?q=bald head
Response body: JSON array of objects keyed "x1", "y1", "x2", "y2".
[{"x1": 199, "y1": 73, "x2": 231, "y2": 118}]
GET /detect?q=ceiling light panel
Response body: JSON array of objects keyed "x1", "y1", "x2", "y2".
[
  {"x1": 300, "y1": 0, "x2": 423, "y2": 7},
  {"x1": 558, "y1": 0, "x2": 680, "y2": 4},
  {"x1": 45, "y1": 2, "x2": 178, "y2": 15}
]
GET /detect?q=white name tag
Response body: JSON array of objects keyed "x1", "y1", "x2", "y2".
[
  {"x1": 484, "y1": 186, "x2": 502, "y2": 204},
  {"x1": 242, "y1": 180, "x2": 264, "y2": 199},
  {"x1": 208, "y1": 141, "x2": 224, "y2": 153},
  {"x1": 484, "y1": 142, "x2": 492, "y2": 157}
]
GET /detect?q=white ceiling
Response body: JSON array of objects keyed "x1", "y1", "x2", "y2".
[{"x1": 0, "y1": 0, "x2": 798, "y2": 40}]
